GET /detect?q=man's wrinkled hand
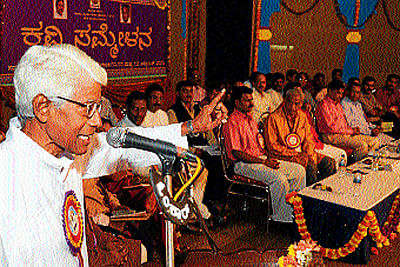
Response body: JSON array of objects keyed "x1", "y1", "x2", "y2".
[{"x1": 192, "y1": 90, "x2": 228, "y2": 133}]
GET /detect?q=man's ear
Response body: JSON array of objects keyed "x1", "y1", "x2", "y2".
[{"x1": 32, "y1": 94, "x2": 51, "y2": 123}]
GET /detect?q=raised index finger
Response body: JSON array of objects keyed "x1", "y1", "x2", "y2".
[{"x1": 207, "y1": 88, "x2": 226, "y2": 110}]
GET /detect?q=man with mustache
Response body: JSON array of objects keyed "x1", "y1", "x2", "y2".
[
  {"x1": 223, "y1": 86, "x2": 306, "y2": 224},
  {"x1": 141, "y1": 83, "x2": 169, "y2": 127}
]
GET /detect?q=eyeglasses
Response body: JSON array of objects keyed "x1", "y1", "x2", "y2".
[{"x1": 56, "y1": 96, "x2": 102, "y2": 118}]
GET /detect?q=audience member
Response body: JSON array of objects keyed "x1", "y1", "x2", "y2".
[
  {"x1": 332, "y1": 68, "x2": 343, "y2": 83},
  {"x1": 298, "y1": 72, "x2": 316, "y2": 112},
  {"x1": 99, "y1": 96, "x2": 119, "y2": 129},
  {"x1": 286, "y1": 69, "x2": 298, "y2": 84},
  {"x1": 167, "y1": 80, "x2": 214, "y2": 221},
  {"x1": 223, "y1": 86, "x2": 306, "y2": 223},
  {"x1": 312, "y1": 73, "x2": 327, "y2": 102},
  {"x1": 315, "y1": 80, "x2": 379, "y2": 161},
  {"x1": 265, "y1": 72, "x2": 284, "y2": 112},
  {"x1": 251, "y1": 72, "x2": 273, "y2": 125},
  {"x1": 342, "y1": 81, "x2": 394, "y2": 146},
  {"x1": 118, "y1": 91, "x2": 147, "y2": 127},
  {"x1": 265, "y1": 88, "x2": 335, "y2": 186},
  {"x1": 359, "y1": 76, "x2": 384, "y2": 124},
  {"x1": 375, "y1": 74, "x2": 400, "y2": 138},
  {"x1": 142, "y1": 83, "x2": 169, "y2": 127}
]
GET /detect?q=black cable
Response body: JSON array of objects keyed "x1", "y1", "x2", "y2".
[
  {"x1": 333, "y1": 0, "x2": 379, "y2": 29},
  {"x1": 280, "y1": 0, "x2": 322, "y2": 16},
  {"x1": 382, "y1": 0, "x2": 400, "y2": 31}
]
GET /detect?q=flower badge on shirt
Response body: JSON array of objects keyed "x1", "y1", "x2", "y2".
[
  {"x1": 286, "y1": 133, "x2": 301, "y2": 149},
  {"x1": 62, "y1": 190, "x2": 84, "y2": 266}
]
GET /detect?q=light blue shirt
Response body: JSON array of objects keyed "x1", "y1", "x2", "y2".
[{"x1": 341, "y1": 96, "x2": 375, "y2": 135}]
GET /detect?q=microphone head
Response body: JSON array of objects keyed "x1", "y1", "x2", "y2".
[{"x1": 106, "y1": 127, "x2": 124, "y2": 148}]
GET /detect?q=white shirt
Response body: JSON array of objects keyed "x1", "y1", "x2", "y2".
[
  {"x1": 265, "y1": 89, "x2": 283, "y2": 113},
  {"x1": 0, "y1": 117, "x2": 187, "y2": 266},
  {"x1": 141, "y1": 109, "x2": 169, "y2": 128},
  {"x1": 252, "y1": 89, "x2": 273, "y2": 123}
]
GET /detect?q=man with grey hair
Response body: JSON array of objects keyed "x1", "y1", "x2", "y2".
[
  {"x1": 0, "y1": 44, "x2": 227, "y2": 266},
  {"x1": 264, "y1": 85, "x2": 336, "y2": 185}
]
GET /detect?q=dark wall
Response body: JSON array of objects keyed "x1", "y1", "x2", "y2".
[{"x1": 205, "y1": 0, "x2": 253, "y2": 85}]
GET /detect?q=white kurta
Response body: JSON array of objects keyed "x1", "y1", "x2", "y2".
[{"x1": 0, "y1": 117, "x2": 187, "y2": 266}]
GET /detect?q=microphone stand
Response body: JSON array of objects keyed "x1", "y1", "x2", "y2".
[{"x1": 157, "y1": 154, "x2": 176, "y2": 267}]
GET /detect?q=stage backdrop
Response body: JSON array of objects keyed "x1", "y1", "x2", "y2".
[{"x1": 0, "y1": 0, "x2": 169, "y2": 85}]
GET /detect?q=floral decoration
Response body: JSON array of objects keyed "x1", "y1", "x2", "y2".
[
  {"x1": 286, "y1": 191, "x2": 400, "y2": 260},
  {"x1": 278, "y1": 240, "x2": 320, "y2": 266}
]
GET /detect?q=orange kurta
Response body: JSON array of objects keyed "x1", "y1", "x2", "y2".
[{"x1": 265, "y1": 106, "x2": 315, "y2": 160}]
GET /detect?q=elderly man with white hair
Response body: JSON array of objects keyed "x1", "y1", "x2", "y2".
[{"x1": 0, "y1": 44, "x2": 226, "y2": 266}]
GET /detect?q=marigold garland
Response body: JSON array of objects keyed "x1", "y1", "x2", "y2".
[{"x1": 286, "y1": 191, "x2": 400, "y2": 260}]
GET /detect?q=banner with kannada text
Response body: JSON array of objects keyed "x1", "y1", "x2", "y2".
[{"x1": 0, "y1": 0, "x2": 169, "y2": 85}]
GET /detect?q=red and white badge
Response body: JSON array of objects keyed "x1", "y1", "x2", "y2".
[
  {"x1": 62, "y1": 190, "x2": 84, "y2": 266},
  {"x1": 286, "y1": 133, "x2": 301, "y2": 149}
]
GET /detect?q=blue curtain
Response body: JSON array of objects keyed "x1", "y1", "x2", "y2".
[
  {"x1": 337, "y1": 0, "x2": 379, "y2": 82},
  {"x1": 181, "y1": 0, "x2": 187, "y2": 39},
  {"x1": 258, "y1": 0, "x2": 281, "y2": 74}
]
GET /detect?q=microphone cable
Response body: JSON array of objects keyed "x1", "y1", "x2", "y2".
[{"x1": 174, "y1": 156, "x2": 202, "y2": 201}]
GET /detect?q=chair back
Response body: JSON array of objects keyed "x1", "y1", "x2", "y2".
[{"x1": 217, "y1": 125, "x2": 233, "y2": 182}]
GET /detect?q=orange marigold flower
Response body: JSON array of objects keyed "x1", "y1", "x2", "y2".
[
  {"x1": 371, "y1": 247, "x2": 378, "y2": 255},
  {"x1": 390, "y1": 233, "x2": 398, "y2": 240},
  {"x1": 285, "y1": 191, "x2": 297, "y2": 203}
]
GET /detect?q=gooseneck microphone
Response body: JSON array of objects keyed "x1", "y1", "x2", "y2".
[{"x1": 106, "y1": 127, "x2": 198, "y2": 162}]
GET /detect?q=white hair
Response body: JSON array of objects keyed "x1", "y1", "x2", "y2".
[
  {"x1": 285, "y1": 88, "x2": 304, "y2": 102},
  {"x1": 13, "y1": 44, "x2": 107, "y2": 122}
]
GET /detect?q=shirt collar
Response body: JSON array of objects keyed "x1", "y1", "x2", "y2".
[
  {"x1": 326, "y1": 96, "x2": 340, "y2": 105},
  {"x1": 232, "y1": 108, "x2": 253, "y2": 120},
  {"x1": 8, "y1": 117, "x2": 73, "y2": 173}
]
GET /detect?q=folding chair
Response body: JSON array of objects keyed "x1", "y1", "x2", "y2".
[{"x1": 218, "y1": 127, "x2": 273, "y2": 231}]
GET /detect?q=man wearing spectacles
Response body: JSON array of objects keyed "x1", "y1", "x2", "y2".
[{"x1": 0, "y1": 44, "x2": 227, "y2": 266}]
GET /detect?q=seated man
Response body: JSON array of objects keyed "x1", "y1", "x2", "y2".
[
  {"x1": 315, "y1": 80, "x2": 379, "y2": 162},
  {"x1": 359, "y1": 76, "x2": 384, "y2": 124},
  {"x1": 265, "y1": 72, "x2": 284, "y2": 113},
  {"x1": 375, "y1": 74, "x2": 400, "y2": 138},
  {"x1": 251, "y1": 72, "x2": 273, "y2": 125},
  {"x1": 265, "y1": 87, "x2": 336, "y2": 186},
  {"x1": 142, "y1": 83, "x2": 169, "y2": 127},
  {"x1": 118, "y1": 91, "x2": 147, "y2": 128},
  {"x1": 167, "y1": 80, "x2": 224, "y2": 223},
  {"x1": 342, "y1": 81, "x2": 394, "y2": 146},
  {"x1": 223, "y1": 86, "x2": 306, "y2": 223},
  {"x1": 311, "y1": 73, "x2": 327, "y2": 102}
]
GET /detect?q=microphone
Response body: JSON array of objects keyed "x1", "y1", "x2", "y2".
[{"x1": 106, "y1": 127, "x2": 198, "y2": 162}]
